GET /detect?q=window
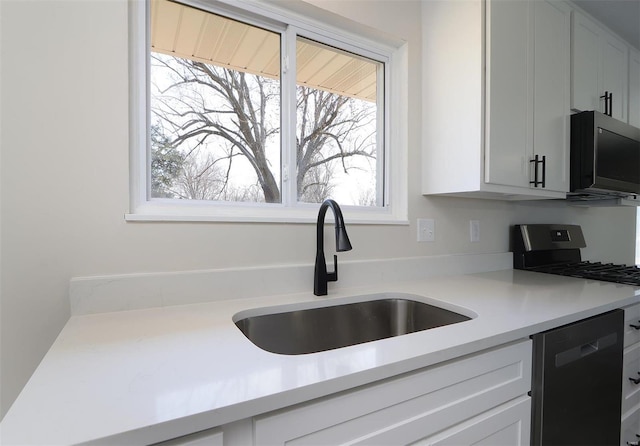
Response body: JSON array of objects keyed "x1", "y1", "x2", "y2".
[
  {"x1": 149, "y1": 6, "x2": 283, "y2": 204},
  {"x1": 127, "y1": 0, "x2": 407, "y2": 223}
]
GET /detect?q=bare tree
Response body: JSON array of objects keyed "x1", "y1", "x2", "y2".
[
  {"x1": 151, "y1": 53, "x2": 377, "y2": 204},
  {"x1": 356, "y1": 187, "x2": 378, "y2": 207},
  {"x1": 222, "y1": 183, "x2": 264, "y2": 202},
  {"x1": 296, "y1": 86, "x2": 376, "y2": 202},
  {"x1": 169, "y1": 151, "x2": 227, "y2": 200},
  {"x1": 299, "y1": 162, "x2": 335, "y2": 203}
]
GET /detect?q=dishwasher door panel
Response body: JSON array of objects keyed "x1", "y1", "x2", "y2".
[{"x1": 531, "y1": 309, "x2": 624, "y2": 446}]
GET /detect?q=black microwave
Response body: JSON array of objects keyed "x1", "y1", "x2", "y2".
[{"x1": 570, "y1": 111, "x2": 640, "y2": 198}]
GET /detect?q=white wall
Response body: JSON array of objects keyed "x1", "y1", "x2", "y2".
[{"x1": 0, "y1": 0, "x2": 636, "y2": 419}]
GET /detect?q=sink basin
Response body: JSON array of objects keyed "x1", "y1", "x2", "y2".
[{"x1": 233, "y1": 294, "x2": 473, "y2": 355}]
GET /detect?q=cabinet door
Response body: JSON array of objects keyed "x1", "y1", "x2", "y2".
[
  {"x1": 486, "y1": 0, "x2": 569, "y2": 193},
  {"x1": 629, "y1": 47, "x2": 640, "y2": 128},
  {"x1": 624, "y1": 302, "x2": 640, "y2": 348},
  {"x1": 532, "y1": 0, "x2": 570, "y2": 192},
  {"x1": 602, "y1": 31, "x2": 629, "y2": 121},
  {"x1": 485, "y1": 0, "x2": 531, "y2": 189},
  {"x1": 571, "y1": 11, "x2": 602, "y2": 112},
  {"x1": 623, "y1": 342, "x2": 640, "y2": 416},
  {"x1": 571, "y1": 10, "x2": 629, "y2": 120},
  {"x1": 414, "y1": 396, "x2": 531, "y2": 446}
]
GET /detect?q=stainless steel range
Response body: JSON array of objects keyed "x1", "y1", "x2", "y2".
[{"x1": 512, "y1": 224, "x2": 640, "y2": 286}]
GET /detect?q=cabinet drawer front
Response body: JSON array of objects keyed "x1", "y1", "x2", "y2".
[
  {"x1": 623, "y1": 342, "x2": 640, "y2": 415},
  {"x1": 413, "y1": 396, "x2": 531, "y2": 446},
  {"x1": 624, "y1": 303, "x2": 640, "y2": 348},
  {"x1": 621, "y1": 408, "x2": 640, "y2": 446},
  {"x1": 152, "y1": 428, "x2": 223, "y2": 446},
  {"x1": 254, "y1": 340, "x2": 532, "y2": 445}
]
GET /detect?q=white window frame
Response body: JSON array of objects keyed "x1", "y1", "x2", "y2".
[{"x1": 126, "y1": 0, "x2": 408, "y2": 224}]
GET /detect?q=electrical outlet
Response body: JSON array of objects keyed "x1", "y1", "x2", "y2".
[
  {"x1": 470, "y1": 220, "x2": 480, "y2": 242},
  {"x1": 417, "y1": 218, "x2": 435, "y2": 242}
]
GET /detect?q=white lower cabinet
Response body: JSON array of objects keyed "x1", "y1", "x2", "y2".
[
  {"x1": 247, "y1": 340, "x2": 531, "y2": 446},
  {"x1": 622, "y1": 408, "x2": 640, "y2": 446},
  {"x1": 622, "y1": 303, "x2": 640, "y2": 446},
  {"x1": 623, "y1": 341, "x2": 640, "y2": 416}
]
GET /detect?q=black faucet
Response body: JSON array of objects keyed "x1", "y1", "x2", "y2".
[{"x1": 314, "y1": 199, "x2": 352, "y2": 296}]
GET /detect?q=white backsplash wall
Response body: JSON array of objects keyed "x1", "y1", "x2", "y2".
[{"x1": 0, "y1": 0, "x2": 636, "y2": 420}]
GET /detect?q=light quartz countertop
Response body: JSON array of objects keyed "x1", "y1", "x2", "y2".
[{"x1": 2, "y1": 269, "x2": 640, "y2": 445}]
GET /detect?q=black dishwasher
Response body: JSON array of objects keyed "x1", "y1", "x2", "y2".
[{"x1": 531, "y1": 309, "x2": 624, "y2": 446}]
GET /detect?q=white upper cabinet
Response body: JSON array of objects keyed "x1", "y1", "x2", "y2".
[
  {"x1": 571, "y1": 10, "x2": 629, "y2": 122},
  {"x1": 532, "y1": 0, "x2": 572, "y2": 192},
  {"x1": 629, "y1": 47, "x2": 640, "y2": 128},
  {"x1": 422, "y1": 0, "x2": 570, "y2": 200},
  {"x1": 570, "y1": 10, "x2": 601, "y2": 112}
]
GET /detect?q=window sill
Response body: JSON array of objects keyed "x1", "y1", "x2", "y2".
[{"x1": 125, "y1": 201, "x2": 409, "y2": 225}]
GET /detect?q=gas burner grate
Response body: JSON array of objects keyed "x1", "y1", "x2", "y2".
[{"x1": 529, "y1": 261, "x2": 640, "y2": 286}]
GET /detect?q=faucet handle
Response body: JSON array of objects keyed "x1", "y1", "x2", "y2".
[{"x1": 327, "y1": 255, "x2": 338, "y2": 282}]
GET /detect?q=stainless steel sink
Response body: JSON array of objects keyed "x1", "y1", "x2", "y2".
[{"x1": 234, "y1": 294, "x2": 473, "y2": 355}]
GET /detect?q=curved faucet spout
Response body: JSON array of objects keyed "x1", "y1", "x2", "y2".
[{"x1": 314, "y1": 199, "x2": 352, "y2": 296}]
